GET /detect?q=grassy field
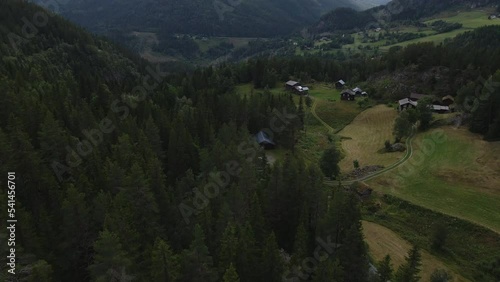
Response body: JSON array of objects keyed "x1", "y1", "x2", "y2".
[
  {"x1": 363, "y1": 194, "x2": 500, "y2": 281},
  {"x1": 338, "y1": 105, "x2": 404, "y2": 173},
  {"x1": 367, "y1": 126, "x2": 500, "y2": 233},
  {"x1": 309, "y1": 84, "x2": 368, "y2": 132},
  {"x1": 362, "y1": 221, "x2": 469, "y2": 281}
]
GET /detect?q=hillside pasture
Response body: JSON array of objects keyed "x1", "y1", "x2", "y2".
[
  {"x1": 368, "y1": 126, "x2": 500, "y2": 233},
  {"x1": 337, "y1": 105, "x2": 403, "y2": 173},
  {"x1": 311, "y1": 86, "x2": 366, "y2": 132}
]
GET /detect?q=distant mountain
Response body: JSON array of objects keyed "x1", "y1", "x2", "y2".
[
  {"x1": 311, "y1": 0, "x2": 500, "y2": 33},
  {"x1": 31, "y1": 0, "x2": 389, "y2": 37}
]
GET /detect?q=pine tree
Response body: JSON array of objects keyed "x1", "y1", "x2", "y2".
[
  {"x1": 320, "y1": 145, "x2": 341, "y2": 180},
  {"x1": 236, "y1": 222, "x2": 259, "y2": 282},
  {"x1": 150, "y1": 238, "x2": 180, "y2": 282},
  {"x1": 218, "y1": 222, "x2": 239, "y2": 274},
  {"x1": 377, "y1": 255, "x2": 393, "y2": 282},
  {"x1": 223, "y1": 263, "x2": 240, "y2": 282},
  {"x1": 58, "y1": 185, "x2": 90, "y2": 280},
  {"x1": 339, "y1": 223, "x2": 368, "y2": 282},
  {"x1": 88, "y1": 229, "x2": 133, "y2": 282},
  {"x1": 394, "y1": 245, "x2": 422, "y2": 282},
  {"x1": 292, "y1": 215, "x2": 309, "y2": 265},
  {"x1": 180, "y1": 224, "x2": 217, "y2": 282},
  {"x1": 312, "y1": 259, "x2": 344, "y2": 282},
  {"x1": 26, "y1": 260, "x2": 53, "y2": 282},
  {"x1": 260, "y1": 232, "x2": 284, "y2": 282}
]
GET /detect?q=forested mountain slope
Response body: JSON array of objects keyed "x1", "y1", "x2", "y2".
[
  {"x1": 0, "y1": 1, "x2": 369, "y2": 281},
  {"x1": 31, "y1": 0, "x2": 388, "y2": 37}
]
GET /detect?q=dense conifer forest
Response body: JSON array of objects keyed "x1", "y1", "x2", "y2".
[{"x1": 1, "y1": 1, "x2": 500, "y2": 281}]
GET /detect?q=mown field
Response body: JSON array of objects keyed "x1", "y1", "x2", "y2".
[
  {"x1": 367, "y1": 126, "x2": 500, "y2": 233},
  {"x1": 362, "y1": 194, "x2": 500, "y2": 281},
  {"x1": 337, "y1": 105, "x2": 404, "y2": 173},
  {"x1": 362, "y1": 221, "x2": 469, "y2": 282}
]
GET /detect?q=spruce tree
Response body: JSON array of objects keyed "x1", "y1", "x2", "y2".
[
  {"x1": 223, "y1": 263, "x2": 240, "y2": 282},
  {"x1": 150, "y1": 238, "x2": 180, "y2": 282},
  {"x1": 394, "y1": 245, "x2": 422, "y2": 282},
  {"x1": 377, "y1": 255, "x2": 393, "y2": 282},
  {"x1": 88, "y1": 229, "x2": 133, "y2": 282}
]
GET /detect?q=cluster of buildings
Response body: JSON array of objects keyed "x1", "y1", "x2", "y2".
[
  {"x1": 398, "y1": 93, "x2": 455, "y2": 113},
  {"x1": 336, "y1": 79, "x2": 368, "y2": 101}
]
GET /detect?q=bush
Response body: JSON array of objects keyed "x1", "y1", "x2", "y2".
[
  {"x1": 385, "y1": 140, "x2": 392, "y2": 151},
  {"x1": 430, "y1": 269, "x2": 453, "y2": 282},
  {"x1": 432, "y1": 224, "x2": 448, "y2": 251},
  {"x1": 353, "y1": 159, "x2": 360, "y2": 169}
]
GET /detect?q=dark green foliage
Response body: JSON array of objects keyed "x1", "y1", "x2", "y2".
[
  {"x1": 26, "y1": 260, "x2": 54, "y2": 282},
  {"x1": 430, "y1": 269, "x2": 453, "y2": 282},
  {"x1": 416, "y1": 97, "x2": 434, "y2": 130},
  {"x1": 88, "y1": 230, "x2": 133, "y2": 281},
  {"x1": 34, "y1": 0, "x2": 363, "y2": 38},
  {"x1": 320, "y1": 145, "x2": 341, "y2": 179},
  {"x1": 223, "y1": 263, "x2": 240, "y2": 282},
  {"x1": 150, "y1": 238, "x2": 180, "y2": 281},
  {"x1": 312, "y1": 259, "x2": 344, "y2": 282},
  {"x1": 432, "y1": 224, "x2": 448, "y2": 251},
  {"x1": 393, "y1": 111, "x2": 412, "y2": 141},
  {"x1": 353, "y1": 159, "x2": 360, "y2": 169},
  {"x1": 394, "y1": 245, "x2": 422, "y2": 282},
  {"x1": 5, "y1": 3, "x2": 499, "y2": 280},
  {"x1": 384, "y1": 140, "x2": 392, "y2": 151},
  {"x1": 377, "y1": 255, "x2": 393, "y2": 282},
  {"x1": 431, "y1": 20, "x2": 463, "y2": 34}
]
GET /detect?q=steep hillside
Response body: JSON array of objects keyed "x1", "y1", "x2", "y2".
[{"x1": 1, "y1": 1, "x2": 364, "y2": 281}]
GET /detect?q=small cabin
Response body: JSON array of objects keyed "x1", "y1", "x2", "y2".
[
  {"x1": 294, "y1": 85, "x2": 309, "y2": 95},
  {"x1": 255, "y1": 131, "x2": 276, "y2": 150},
  {"x1": 335, "y1": 79, "x2": 346, "y2": 89},
  {"x1": 398, "y1": 98, "x2": 417, "y2": 111},
  {"x1": 431, "y1": 105, "x2": 450, "y2": 114},
  {"x1": 352, "y1": 87, "x2": 363, "y2": 96},
  {"x1": 341, "y1": 89, "x2": 356, "y2": 101},
  {"x1": 285, "y1": 80, "x2": 300, "y2": 91}
]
